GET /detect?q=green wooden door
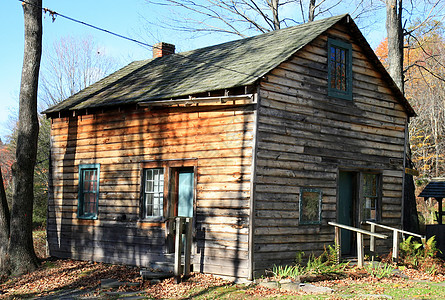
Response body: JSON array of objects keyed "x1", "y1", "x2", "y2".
[
  {"x1": 338, "y1": 171, "x2": 355, "y2": 255},
  {"x1": 177, "y1": 168, "x2": 194, "y2": 218}
]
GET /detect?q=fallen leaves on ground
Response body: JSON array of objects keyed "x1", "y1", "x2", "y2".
[
  {"x1": 0, "y1": 259, "x2": 140, "y2": 299},
  {"x1": 1, "y1": 258, "x2": 444, "y2": 299}
]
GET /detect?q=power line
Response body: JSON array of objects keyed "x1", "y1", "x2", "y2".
[
  {"x1": 17, "y1": 0, "x2": 258, "y2": 79},
  {"x1": 18, "y1": 0, "x2": 153, "y2": 49}
]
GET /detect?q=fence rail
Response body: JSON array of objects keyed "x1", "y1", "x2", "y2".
[
  {"x1": 328, "y1": 221, "x2": 387, "y2": 267},
  {"x1": 366, "y1": 221, "x2": 425, "y2": 262},
  {"x1": 172, "y1": 217, "x2": 193, "y2": 283}
]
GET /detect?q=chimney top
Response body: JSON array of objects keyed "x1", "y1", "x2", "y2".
[{"x1": 153, "y1": 42, "x2": 175, "y2": 58}]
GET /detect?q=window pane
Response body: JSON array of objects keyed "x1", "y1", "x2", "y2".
[
  {"x1": 362, "y1": 173, "x2": 378, "y2": 221},
  {"x1": 328, "y1": 39, "x2": 352, "y2": 99},
  {"x1": 145, "y1": 193, "x2": 153, "y2": 216},
  {"x1": 300, "y1": 189, "x2": 322, "y2": 224},
  {"x1": 78, "y1": 165, "x2": 99, "y2": 219},
  {"x1": 143, "y1": 168, "x2": 164, "y2": 218},
  {"x1": 363, "y1": 174, "x2": 377, "y2": 196}
]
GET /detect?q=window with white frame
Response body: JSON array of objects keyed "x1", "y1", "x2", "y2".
[{"x1": 142, "y1": 168, "x2": 164, "y2": 219}]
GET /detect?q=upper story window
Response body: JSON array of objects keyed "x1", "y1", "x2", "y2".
[
  {"x1": 142, "y1": 168, "x2": 165, "y2": 220},
  {"x1": 328, "y1": 38, "x2": 352, "y2": 100},
  {"x1": 78, "y1": 164, "x2": 100, "y2": 219}
]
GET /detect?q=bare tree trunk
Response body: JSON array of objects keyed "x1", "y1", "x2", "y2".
[
  {"x1": 386, "y1": 0, "x2": 419, "y2": 232},
  {"x1": 271, "y1": 0, "x2": 280, "y2": 30},
  {"x1": 8, "y1": 0, "x2": 42, "y2": 276},
  {"x1": 386, "y1": 0, "x2": 404, "y2": 93},
  {"x1": 309, "y1": 0, "x2": 316, "y2": 22},
  {"x1": 0, "y1": 167, "x2": 10, "y2": 275}
]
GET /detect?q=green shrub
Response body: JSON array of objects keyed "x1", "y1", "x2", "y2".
[
  {"x1": 400, "y1": 236, "x2": 440, "y2": 266},
  {"x1": 399, "y1": 235, "x2": 443, "y2": 273},
  {"x1": 270, "y1": 244, "x2": 348, "y2": 279},
  {"x1": 271, "y1": 264, "x2": 306, "y2": 279},
  {"x1": 364, "y1": 262, "x2": 395, "y2": 279}
]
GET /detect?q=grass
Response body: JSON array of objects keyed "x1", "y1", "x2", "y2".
[
  {"x1": 20, "y1": 230, "x2": 444, "y2": 300},
  {"x1": 331, "y1": 280, "x2": 445, "y2": 299},
  {"x1": 156, "y1": 280, "x2": 445, "y2": 299}
]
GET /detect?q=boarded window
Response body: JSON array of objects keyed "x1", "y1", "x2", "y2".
[
  {"x1": 78, "y1": 164, "x2": 100, "y2": 219},
  {"x1": 299, "y1": 188, "x2": 322, "y2": 224},
  {"x1": 328, "y1": 38, "x2": 352, "y2": 100},
  {"x1": 142, "y1": 168, "x2": 164, "y2": 219}
]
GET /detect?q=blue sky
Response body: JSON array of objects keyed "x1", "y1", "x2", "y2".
[{"x1": 0, "y1": 0, "x2": 388, "y2": 141}]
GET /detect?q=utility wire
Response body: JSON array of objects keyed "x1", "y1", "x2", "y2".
[
  {"x1": 17, "y1": 0, "x2": 259, "y2": 79},
  {"x1": 19, "y1": 0, "x2": 153, "y2": 49}
]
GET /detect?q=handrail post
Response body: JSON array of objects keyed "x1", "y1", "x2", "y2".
[
  {"x1": 328, "y1": 222, "x2": 387, "y2": 268},
  {"x1": 334, "y1": 226, "x2": 341, "y2": 263},
  {"x1": 392, "y1": 229, "x2": 399, "y2": 263},
  {"x1": 184, "y1": 217, "x2": 193, "y2": 278},
  {"x1": 370, "y1": 223, "x2": 376, "y2": 260},
  {"x1": 357, "y1": 232, "x2": 364, "y2": 268},
  {"x1": 174, "y1": 217, "x2": 184, "y2": 283}
]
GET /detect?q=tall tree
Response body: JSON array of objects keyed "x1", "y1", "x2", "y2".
[
  {"x1": 7, "y1": 0, "x2": 42, "y2": 275},
  {"x1": 39, "y1": 36, "x2": 117, "y2": 108},
  {"x1": 383, "y1": 0, "x2": 444, "y2": 232},
  {"x1": 0, "y1": 166, "x2": 10, "y2": 274},
  {"x1": 145, "y1": 0, "x2": 380, "y2": 38},
  {"x1": 385, "y1": 0, "x2": 404, "y2": 92}
]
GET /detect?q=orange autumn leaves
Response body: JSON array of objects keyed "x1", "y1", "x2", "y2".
[{"x1": 375, "y1": 23, "x2": 445, "y2": 178}]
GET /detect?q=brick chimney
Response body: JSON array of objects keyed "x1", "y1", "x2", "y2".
[{"x1": 153, "y1": 42, "x2": 175, "y2": 58}]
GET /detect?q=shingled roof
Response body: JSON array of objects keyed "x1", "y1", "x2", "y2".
[
  {"x1": 419, "y1": 179, "x2": 445, "y2": 199},
  {"x1": 43, "y1": 14, "x2": 415, "y2": 117}
]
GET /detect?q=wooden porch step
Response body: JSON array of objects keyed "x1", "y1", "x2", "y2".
[{"x1": 140, "y1": 269, "x2": 173, "y2": 280}]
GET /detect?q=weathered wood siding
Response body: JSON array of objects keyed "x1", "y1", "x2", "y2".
[
  {"x1": 47, "y1": 104, "x2": 254, "y2": 278},
  {"x1": 252, "y1": 23, "x2": 408, "y2": 274}
]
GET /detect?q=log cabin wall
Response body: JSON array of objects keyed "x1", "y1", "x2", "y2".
[
  {"x1": 47, "y1": 104, "x2": 254, "y2": 279},
  {"x1": 252, "y1": 23, "x2": 408, "y2": 275}
]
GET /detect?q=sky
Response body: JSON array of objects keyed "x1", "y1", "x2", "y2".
[{"x1": 0, "y1": 0, "x2": 388, "y2": 142}]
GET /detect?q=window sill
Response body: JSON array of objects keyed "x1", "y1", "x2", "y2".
[
  {"x1": 137, "y1": 220, "x2": 165, "y2": 228},
  {"x1": 77, "y1": 216, "x2": 98, "y2": 220}
]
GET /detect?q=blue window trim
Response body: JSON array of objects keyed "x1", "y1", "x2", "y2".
[
  {"x1": 328, "y1": 38, "x2": 353, "y2": 100},
  {"x1": 77, "y1": 163, "x2": 100, "y2": 220},
  {"x1": 299, "y1": 188, "x2": 322, "y2": 225}
]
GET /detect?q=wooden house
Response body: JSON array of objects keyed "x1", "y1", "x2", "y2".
[{"x1": 44, "y1": 14, "x2": 415, "y2": 280}]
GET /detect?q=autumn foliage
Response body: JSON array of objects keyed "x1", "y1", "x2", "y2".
[
  {"x1": 0, "y1": 141, "x2": 14, "y2": 189},
  {"x1": 375, "y1": 22, "x2": 445, "y2": 180}
]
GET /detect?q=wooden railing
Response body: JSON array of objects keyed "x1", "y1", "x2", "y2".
[
  {"x1": 366, "y1": 221, "x2": 425, "y2": 262},
  {"x1": 172, "y1": 217, "x2": 193, "y2": 283},
  {"x1": 328, "y1": 222, "x2": 388, "y2": 267}
]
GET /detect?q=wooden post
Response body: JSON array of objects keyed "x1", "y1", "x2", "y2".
[
  {"x1": 437, "y1": 198, "x2": 443, "y2": 225},
  {"x1": 334, "y1": 226, "x2": 341, "y2": 263},
  {"x1": 174, "y1": 217, "x2": 184, "y2": 283},
  {"x1": 370, "y1": 223, "x2": 375, "y2": 260},
  {"x1": 392, "y1": 229, "x2": 399, "y2": 262},
  {"x1": 184, "y1": 217, "x2": 193, "y2": 278},
  {"x1": 357, "y1": 232, "x2": 364, "y2": 268}
]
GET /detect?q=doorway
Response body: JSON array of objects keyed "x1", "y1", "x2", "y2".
[
  {"x1": 338, "y1": 171, "x2": 357, "y2": 256},
  {"x1": 176, "y1": 167, "x2": 195, "y2": 218},
  {"x1": 167, "y1": 167, "x2": 195, "y2": 253}
]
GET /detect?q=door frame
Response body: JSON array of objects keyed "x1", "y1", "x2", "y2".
[
  {"x1": 337, "y1": 169, "x2": 382, "y2": 257},
  {"x1": 337, "y1": 170, "x2": 359, "y2": 256},
  {"x1": 139, "y1": 159, "x2": 198, "y2": 254}
]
